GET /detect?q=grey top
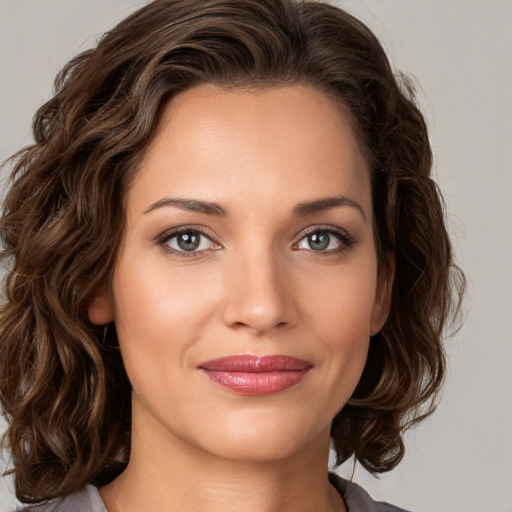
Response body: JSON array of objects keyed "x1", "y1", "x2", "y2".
[{"x1": 15, "y1": 473, "x2": 411, "y2": 512}]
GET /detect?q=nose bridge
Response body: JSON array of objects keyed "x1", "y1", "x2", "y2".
[{"x1": 221, "y1": 238, "x2": 297, "y2": 334}]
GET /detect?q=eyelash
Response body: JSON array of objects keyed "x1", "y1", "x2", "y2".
[
  {"x1": 295, "y1": 226, "x2": 354, "y2": 255},
  {"x1": 157, "y1": 226, "x2": 218, "y2": 258},
  {"x1": 156, "y1": 225, "x2": 354, "y2": 259}
]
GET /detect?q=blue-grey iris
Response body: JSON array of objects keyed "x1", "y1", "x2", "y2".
[
  {"x1": 308, "y1": 232, "x2": 329, "y2": 250},
  {"x1": 177, "y1": 232, "x2": 200, "y2": 251}
]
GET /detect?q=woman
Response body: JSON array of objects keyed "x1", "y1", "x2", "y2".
[{"x1": 0, "y1": 1, "x2": 464, "y2": 511}]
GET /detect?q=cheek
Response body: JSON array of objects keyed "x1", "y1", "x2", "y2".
[
  {"x1": 300, "y1": 258, "x2": 378, "y2": 336},
  {"x1": 113, "y1": 254, "x2": 217, "y2": 331},
  {"x1": 110, "y1": 267, "x2": 204, "y2": 424},
  {"x1": 111, "y1": 258, "x2": 221, "y2": 379},
  {"x1": 298, "y1": 258, "x2": 377, "y2": 391}
]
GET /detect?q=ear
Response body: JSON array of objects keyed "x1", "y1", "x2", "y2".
[
  {"x1": 370, "y1": 253, "x2": 395, "y2": 336},
  {"x1": 87, "y1": 282, "x2": 114, "y2": 325}
]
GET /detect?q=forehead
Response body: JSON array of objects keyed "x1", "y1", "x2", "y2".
[{"x1": 130, "y1": 84, "x2": 371, "y2": 217}]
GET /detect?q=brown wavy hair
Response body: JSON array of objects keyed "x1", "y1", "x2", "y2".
[{"x1": 0, "y1": 0, "x2": 465, "y2": 503}]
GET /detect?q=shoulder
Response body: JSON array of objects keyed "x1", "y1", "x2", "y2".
[
  {"x1": 329, "y1": 473, "x2": 413, "y2": 512},
  {"x1": 13, "y1": 485, "x2": 107, "y2": 512}
]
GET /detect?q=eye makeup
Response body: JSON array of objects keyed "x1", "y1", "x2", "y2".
[
  {"x1": 156, "y1": 226, "x2": 221, "y2": 258},
  {"x1": 155, "y1": 223, "x2": 355, "y2": 260},
  {"x1": 293, "y1": 225, "x2": 354, "y2": 254}
]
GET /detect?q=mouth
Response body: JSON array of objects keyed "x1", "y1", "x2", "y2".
[{"x1": 198, "y1": 355, "x2": 313, "y2": 395}]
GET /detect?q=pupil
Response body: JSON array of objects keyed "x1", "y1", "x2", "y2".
[
  {"x1": 177, "y1": 232, "x2": 200, "y2": 251},
  {"x1": 309, "y1": 232, "x2": 329, "y2": 250}
]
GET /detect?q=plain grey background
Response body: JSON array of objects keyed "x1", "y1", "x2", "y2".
[{"x1": 1, "y1": 1, "x2": 511, "y2": 511}]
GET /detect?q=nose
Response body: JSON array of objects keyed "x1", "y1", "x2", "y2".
[{"x1": 221, "y1": 248, "x2": 299, "y2": 335}]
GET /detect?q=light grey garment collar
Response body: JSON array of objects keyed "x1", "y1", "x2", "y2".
[
  {"x1": 15, "y1": 485, "x2": 106, "y2": 512},
  {"x1": 329, "y1": 473, "x2": 412, "y2": 512}
]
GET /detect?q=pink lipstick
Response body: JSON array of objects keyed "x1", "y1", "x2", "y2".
[{"x1": 198, "y1": 355, "x2": 312, "y2": 395}]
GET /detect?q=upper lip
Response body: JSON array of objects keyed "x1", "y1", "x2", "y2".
[{"x1": 198, "y1": 355, "x2": 312, "y2": 372}]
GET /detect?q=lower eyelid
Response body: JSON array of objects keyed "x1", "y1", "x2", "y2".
[{"x1": 155, "y1": 230, "x2": 220, "y2": 261}]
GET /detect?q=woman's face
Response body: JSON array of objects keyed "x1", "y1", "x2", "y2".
[{"x1": 89, "y1": 84, "x2": 392, "y2": 463}]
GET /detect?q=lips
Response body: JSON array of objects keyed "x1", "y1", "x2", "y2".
[{"x1": 198, "y1": 355, "x2": 312, "y2": 395}]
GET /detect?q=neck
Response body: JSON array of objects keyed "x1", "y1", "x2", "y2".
[{"x1": 100, "y1": 410, "x2": 345, "y2": 512}]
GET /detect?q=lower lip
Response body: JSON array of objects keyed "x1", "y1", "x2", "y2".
[{"x1": 200, "y1": 369, "x2": 311, "y2": 395}]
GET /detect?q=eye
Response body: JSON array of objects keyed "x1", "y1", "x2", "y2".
[
  {"x1": 296, "y1": 228, "x2": 352, "y2": 252},
  {"x1": 157, "y1": 227, "x2": 220, "y2": 257}
]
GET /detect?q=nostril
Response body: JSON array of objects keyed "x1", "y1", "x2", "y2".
[{"x1": 230, "y1": 319, "x2": 289, "y2": 335}]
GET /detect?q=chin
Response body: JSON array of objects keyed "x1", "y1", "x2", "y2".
[{"x1": 190, "y1": 408, "x2": 331, "y2": 464}]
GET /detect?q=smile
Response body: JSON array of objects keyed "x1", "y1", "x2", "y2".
[{"x1": 198, "y1": 355, "x2": 313, "y2": 395}]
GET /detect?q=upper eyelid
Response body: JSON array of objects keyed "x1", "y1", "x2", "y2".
[
  {"x1": 157, "y1": 225, "x2": 218, "y2": 244},
  {"x1": 156, "y1": 227, "x2": 221, "y2": 258},
  {"x1": 295, "y1": 224, "x2": 352, "y2": 242}
]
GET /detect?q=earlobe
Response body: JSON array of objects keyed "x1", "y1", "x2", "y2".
[
  {"x1": 87, "y1": 283, "x2": 114, "y2": 325},
  {"x1": 370, "y1": 253, "x2": 395, "y2": 336}
]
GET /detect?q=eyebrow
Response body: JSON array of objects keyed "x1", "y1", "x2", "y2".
[
  {"x1": 143, "y1": 195, "x2": 366, "y2": 221},
  {"x1": 293, "y1": 196, "x2": 366, "y2": 222},
  {"x1": 143, "y1": 198, "x2": 227, "y2": 216}
]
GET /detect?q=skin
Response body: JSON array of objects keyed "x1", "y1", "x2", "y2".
[{"x1": 89, "y1": 84, "x2": 393, "y2": 512}]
